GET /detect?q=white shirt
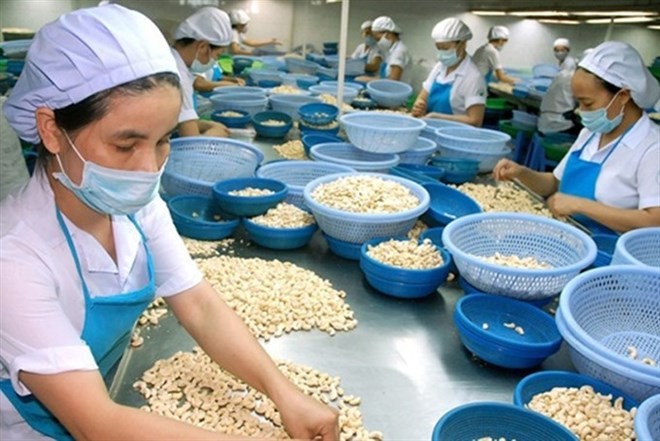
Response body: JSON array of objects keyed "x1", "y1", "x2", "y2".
[
  {"x1": 171, "y1": 48, "x2": 198, "y2": 123},
  {"x1": 538, "y1": 69, "x2": 576, "y2": 134},
  {"x1": 553, "y1": 114, "x2": 660, "y2": 210},
  {"x1": 0, "y1": 167, "x2": 202, "y2": 440},
  {"x1": 421, "y1": 56, "x2": 487, "y2": 115},
  {"x1": 232, "y1": 29, "x2": 245, "y2": 45},
  {"x1": 559, "y1": 55, "x2": 576, "y2": 73},
  {"x1": 472, "y1": 43, "x2": 502, "y2": 77},
  {"x1": 383, "y1": 40, "x2": 413, "y2": 85},
  {"x1": 351, "y1": 43, "x2": 381, "y2": 64}
]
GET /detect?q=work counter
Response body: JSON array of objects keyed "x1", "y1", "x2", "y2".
[
  {"x1": 488, "y1": 83, "x2": 543, "y2": 112},
  {"x1": 109, "y1": 133, "x2": 575, "y2": 439}
]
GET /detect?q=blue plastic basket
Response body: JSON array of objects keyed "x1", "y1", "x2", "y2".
[
  {"x1": 256, "y1": 160, "x2": 355, "y2": 208},
  {"x1": 435, "y1": 142, "x2": 511, "y2": 172},
  {"x1": 209, "y1": 93, "x2": 269, "y2": 116},
  {"x1": 435, "y1": 127, "x2": 511, "y2": 153},
  {"x1": 167, "y1": 195, "x2": 240, "y2": 240},
  {"x1": 360, "y1": 236, "x2": 452, "y2": 298},
  {"x1": 366, "y1": 79, "x2": 413, "y2": 109},
  {"x1": 212, "y1": 86, "x2": 266, "y2": 96},
  {"x1": 611, "y1": 227, "x2": 660, "y2": 267},
  {"x1": 514, "y1": 371, "x2": 638, "y2": 412},
  {"x1": 301, "y1": 133, "x2": 343, "y2": 156},
  {"x1": 268, "y1": 94, "x2": 321, "y2": 120},
  {"x1": 340, "y1": 112, "x2": 426, "y2": 154},
  {"x1": 297, "y1": 102, "x2": 339, "y2": 125},
  {"x1": 310, "y1": 143, "x2": 400, "y2": 173},
  {"x1": 251, "y1": 111, "x2": 293, "y2": 138},
  {"x1": 280, "y1": 73, "x2": 319, "y2": 87},
  {"x1": 442, "y1": 213, "x2": 597, "y2": 300},
  {"x1": 210, "y1": 109, "x2": 251, "y2": 128},
  {"x1": 397, "y1": 137, "x2": 437, "y2": 165},
  {"x1": 396, "y1": 164, "x2": 445, "y2": 180},
  {"x1": 429, "y1": 157, "x2": 479, "y2": 184},
  {"x1": 212, "y1": 177, "x2": 287, "y2": 217},
  {"x1": 459, "y1": 277, "x2": 555, "y2": 309},
  {"x1": 591, "y1": 233, "x2": 618, "y2": 268},
  {"x1": 420, "y1": 118, "x2": 472, "y2": 142},
  {"x1": 533, "y1": 63, "x2": 560, "y2": 78},
  {"x1": 308, "y1": 85, "x2": 358, "y2": 103},
  {"x1": 635, "y1": 394, "x2": 660, "y2": 441},
  {"x1": 258, "y1": 79, "x2": 282, "y2": 88},
  {"x1": 556, "y1": 265, "x2": 660, "y2": 401},
  {"x1": 299, "y1": 120, "x2": 341, "y2": 136},
  {"x1": 319, "y1": 80, "x2": 364, "y2": 91},
  {"x1": 242, "y1": 217, "x2": 317, "y2": 250},
  {"x1": 424, "y1": 183, "x2": 482, "y2": 226},
  {"x1": 248, "y1": 69, "x2": 283, "y2": 84},
  {"x1": 323, "y1": 233, "x2": 363, "y2": 260},
  {"x1": 316, "y1": 65, "x2": 338, "y2": 79},
  {"x1": 162, "y1": 137, "x2": 264, "y2": 197},
  {"x1": 303, "y1": 172, "x2": 430, "y2": 244},
  {"x1": 454, "y1": 294, "x2": 562, "y2": 368},
  {"x1": 432, "y1": 402, "x2": 577, "y2": 441},
  {"x1": 350, "y1": 96, "x2": 377, "y2": 109},
  {"x1": 285, "y1": 58, "x2": 319, "y2": 75}
]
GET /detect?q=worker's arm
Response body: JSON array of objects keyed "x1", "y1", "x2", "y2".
[
  {"x1": 388, "y1": 65, "x2": 403, "y2": 82},
  {"x1": 242, "y1": 37, "x2": 281, "y2": 48},
  {"x1": 20, "y1": 370, "x2": 248, "y2": 440},
  {"x1": 178, "y1": 120, "x2": 229, "y2": 138},
  {"x1": 167, "y1": 280, "x2": 339, "y2": 441},
  {"x1": 411, "y1": 89, "x2": 429, "y2": 117},
  {"x1": 193, "y1": 76, "x2": 244, "y2": 93},
  {"x1": 426, "y1": 104, "x2": 486, "y2": 128},
  {"x1": 493, "y1": 68, "x2": 518, "y2": 85},
  {"x1": 364, "y1": 55, "x2": 382, "y2": 74},
  {"x1": 547, "y1": 197, "x2": 660, "y2": 233},
  {"x1": 493, "y1": 159, "x2": 559, "y2": 197},
  {"x1": 229, "y1": 42, "x2": 253, "y2": 56}
]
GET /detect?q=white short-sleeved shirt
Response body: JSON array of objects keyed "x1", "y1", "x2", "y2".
[
  {"x1": 538, "y1": 69, "x2": 576, "y2": 134},
  {"x1": 421, "y1": 56, "x2": 487, "y2": 115},
  {"x1": 472, "y1": 43, "x2": 502, "y2": 77},
  {"x1": 383, "y1": 40, "x2": 412, "y2": 85},
  {"x1": 171, "y1": 48, "x2": 198, "y2": 123},
  {"x1": 232, "y1": 29, "x2": 246, "y2": 49},
  {"x1": 559, "y1": 55, "x2": 576, "y2": 73},
  {"x1": 553, "y1": 114, "x2": 660, "y2": 210},
  {"x1": 0, "y1": 167, "x2": 202, "y2": 440},
  {"x1": 351, "y1": 43, "x2": 381, "y2": 64}
]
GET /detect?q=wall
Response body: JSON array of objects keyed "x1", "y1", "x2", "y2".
[{"x1": 0, "y1": 0, "x2": 74, "y2": 37}]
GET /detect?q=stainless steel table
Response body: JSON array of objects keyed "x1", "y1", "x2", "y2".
[{"x1": 111, "y1": 133, "x2": 574, "y2": 439}]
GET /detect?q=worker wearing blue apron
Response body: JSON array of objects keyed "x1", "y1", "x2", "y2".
[{"x1": 492, "y1": 41, "x2": 660, "y2": 234}]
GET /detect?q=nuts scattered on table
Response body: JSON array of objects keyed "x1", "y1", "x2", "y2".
[
  {"x1": 453, "y1": 182, "x2": 554, "y2": 218},
  {"x1": 406, "y1": 219, "x2": 428, "y2": 241},
  {"x1": 250, "y1": 203, "x2": 315, "y2": 228},
  {"x1": 366, "y1": 239, "x2": 444, "y2": 270},
  {"x1": 182, "y1": 237, "x2": 237, "y2": 258},
  {"x1": 228, "y1": 187, "x2": 276, "y2": 197}
]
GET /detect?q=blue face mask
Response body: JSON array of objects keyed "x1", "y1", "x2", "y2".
[
  {"x1": 437, "y1": 48, "x2": 459, "y2": 67},
  {"x1": 190, "y1": 45, "x2": 216, "y2": 74},
  {"x1": 579, "y1": 91, "x2": 625, "y2": 134},
  {"x1": 53, "y1": 132, "x2": 165, "y2": 215}
]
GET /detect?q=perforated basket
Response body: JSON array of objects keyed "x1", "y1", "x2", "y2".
[
  {"x1": 303, "y1": 172, "x2": 430, "y2": 243},
  {"x1": 442, "y1": 213, "x2": 597, "y2": 300},
  {"x1": 397, "y1": 137, "x2": 438, "y2": 165},
  {"x1": 556, "y1": 266, "x2": 660, "y2": 401},
  {"x1": 366, "y1": 79, "x2": 413, "y2": 109},
  {"x1": 309, "y1": 85, "x2": 358, "y2": 104},
  {"x1": 435, "y1": 127, "x2": 511, "y2": 153},
  {"x1": 611, "y1": 227, "x2": 660, "y2": 267},
  {"x1": 269, "y1": 94, "x2": 321, "y2": 120},
  {"x1": 436, "y1": 142, "x2": 511, "y2": 173},
  {"x1": 285, "y1": 57, "x2": 319, "y2": 75},
  {"x1": 209, "y1": 93, "x2": 269, "y2": 116},
  {"x1": 635, "y1": 394, "x2": 660, "y2": 441},
  {"x1": 256, "y1": 160, "x2": 355, "y2": 208},
  {"x1": 310, "y1": 143, "x2": 400, "y2": 173},
  {"x1": 340, "y1": 112, "x2": 426, "y2": 154},
  {"x1": 280, "y1": 73, "x2": 319, "y2": 87},
  {"x1": 162, "y1": 137, "x2": 264, "y2": 197}
]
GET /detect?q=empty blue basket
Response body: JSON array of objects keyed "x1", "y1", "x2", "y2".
[
  {"x1": 635, "y1": 393, "x2": 660, "y2": 441},
  {"x1": 340, "y1": 112, "x2": 426, "y2": 154},
  {"x1": 366, "y1": 79, "x2": 413, "y2": 108},
  {"x1": 611, "y1": 227, "x2": 660, "y2": 267},
  {"x1": 310, "y1": 143, "x2": 400, "y2": 173}
]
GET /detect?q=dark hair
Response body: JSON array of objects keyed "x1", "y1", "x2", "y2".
[
  {"x1": 38, "y1": 72, "x2": 180, "y2": 160},
  {"x1": 577, "y1": 66, "x2": 621, "y2": 95},
  {"x1": 175, "y1": 37, "x2": 225, "y2": 50}
]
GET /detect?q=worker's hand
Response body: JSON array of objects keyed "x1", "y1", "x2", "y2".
[
  {"x1": 202, "y1": 121, "x2": 230, "y2": 138},
  {"x1": 229, "y1": 77, "x2": 246, "y2": 86},
  {"x1": 411, "y1": 99, "x2": 427, "y2": 117},
  {"x1": 278, "y1": 388, "x2": 339, "y2": 441},
  {"x1": 547, "y1": 192, "x2": 580, "y2": 217},
  {"x1": 492, "y1": 158, "x2": 523, "y2": 181}
]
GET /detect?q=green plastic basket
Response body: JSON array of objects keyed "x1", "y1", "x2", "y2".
[
  {"x1": 541, "y1": 139, "x2": 571, "y2": 162},
  {"x1": 499, "y1": 120, "x2": 535, "y2": 138},
  {"x1": 486, "y1": 97, "x2": 515, "y2": 110}
]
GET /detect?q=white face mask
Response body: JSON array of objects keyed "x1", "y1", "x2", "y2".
[
  {"x1": 377, "y1": 35, "x2": 393, "y2": 52},
  {"x1": 554, "y1": 50, "x2": 568, "y2": 62},
  {"x1": 190, "y1": 45, "x2": 216, "y2": 73}
]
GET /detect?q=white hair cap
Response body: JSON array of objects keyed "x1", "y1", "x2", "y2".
[
  {"x1": 360, "y1": 20, "x2": 373, "y2": 31},
  {"x1": 372, "y1": 16, "x2": 401, "y2": 34},
  {"x1": 175, "y1": 7, "x2": 233, "y2": 46},
  {"x1": 3, "y1": 4, "x2": 178, "y2": 144},
  {"x1": 579, "y1": 41, "x2": 660, "y2": 110},
  {"x1": 488, "y1": 26, "x2": 509, "y2": 40},
  {"x1": 553, "y1": 38, "x2": 570, "y2": 49},
  {"x1": 432, "y1": 18, "x2": 472, "y2": 42},
  {"x1": 229, "y1": 9, "x2": 250, "y2": 26},
  {"x1": 580, "y1": 48, "x2": 594, "y2": 60}
]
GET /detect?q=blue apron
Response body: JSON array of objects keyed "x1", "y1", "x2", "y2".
[
  {"x1": 0, "y1": 210, "x2": 156, "y2": 440},
  {"x1": 379, "y1": 61, "x2": 388, "y2": 79},
  {"x1": 558, "y1": 127, "x2": 632, "y2": 235},
  {"x1": 485, "y1": 69, "x2": 494, "y2": 84},
  {"x1": 427, "y1": 79, "x2": 453, "y2": 115}
]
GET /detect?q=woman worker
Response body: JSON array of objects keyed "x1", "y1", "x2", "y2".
[
  {"x1": 229, "y1": 9, "x2": 282, "y2": 56},
  {"x1": 171, "y1": 7, "x2": 233, "y2": 138},
  {"x1": 357, "y1": 16, "x2": 412, "y2": 84},
  {"x1": 553, "y1": 38, "x2": 576, "y2": 72},
  {"x1": 350, "y1": 20, "x2": 383, "y2": 75},
  {"x1": 472, "y1": 26, "x2": 518, "y2": 85},
  {"x1": 494, "y1": 41, "x2": 660, "y2": 234},
  {"x1": 411, "y1": 18, "x2": 487, "y2": 127},
  {"x1": 0, "y1": 5, "x2": 338, "y2": 440}
]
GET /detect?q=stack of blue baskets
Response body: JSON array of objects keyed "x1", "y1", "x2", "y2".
[
  {"x1": 611, "y1": 227, "x2": 660, "y2": 267},
  {"x1": 435, "y1": 127, "x2": 511, "y2": 172}
]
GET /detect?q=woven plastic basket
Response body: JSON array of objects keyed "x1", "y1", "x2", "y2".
[
  {"x1": 209, "y1": 93, "x2": 269, "y2": 116},
  {"x1": 280, "y1": 73, "x2": 319, "y2": 87},
  {"x1": 366, "y1": 79, "x2": 413, "y2": 108},
  {"x1": 611, "y1": 227, "x2": 660, "y2": 267},
  {"x1": 248, "y1": 69, "x2": 283, "y2": 84},
  {"x1": 340, "y1": 112, "x2": 426, "y2": 154},
  {"x1": 635, "y1": 393, "x2": 660, "y2": 441},
  {"x1": 435, "y1": 127, "x2": 511, "y2": 153},
  {"x1": 309, "y1": 85, "x2": 358, "y2": 103},
  {"x1": 285, "y1": 57, "x2": 318, "y2": 75},
  {"x1": 556, "y1": 266, "x2": 660, "y2": 401},
  {"x1": 442, "y1": 213, "x2": 597, "y2": 300},
  {"x1": 162, "y1": 137, "x2": 264, "y2": 197},
  {"x1": 397, "y1": 137, "x2": 437, "y2": 165},
  {"x1": 436, "y1": 142, "x2": 511, "y2": 173},
  {"x1": 309, "y1": 143, "x2": 400, "y2": 173},
  {"x1": 256, "y1": 160, "x2": 355, "y2": 208},
  {"x1": 269, "y1": 94, "x2": 321, "y2": 120},
  {"x1": 303, "y1": 172, "x2": 430, "y2": 243},
  {"x1": 212, "y1": 86, "x2": 266, "y2": 96}
]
